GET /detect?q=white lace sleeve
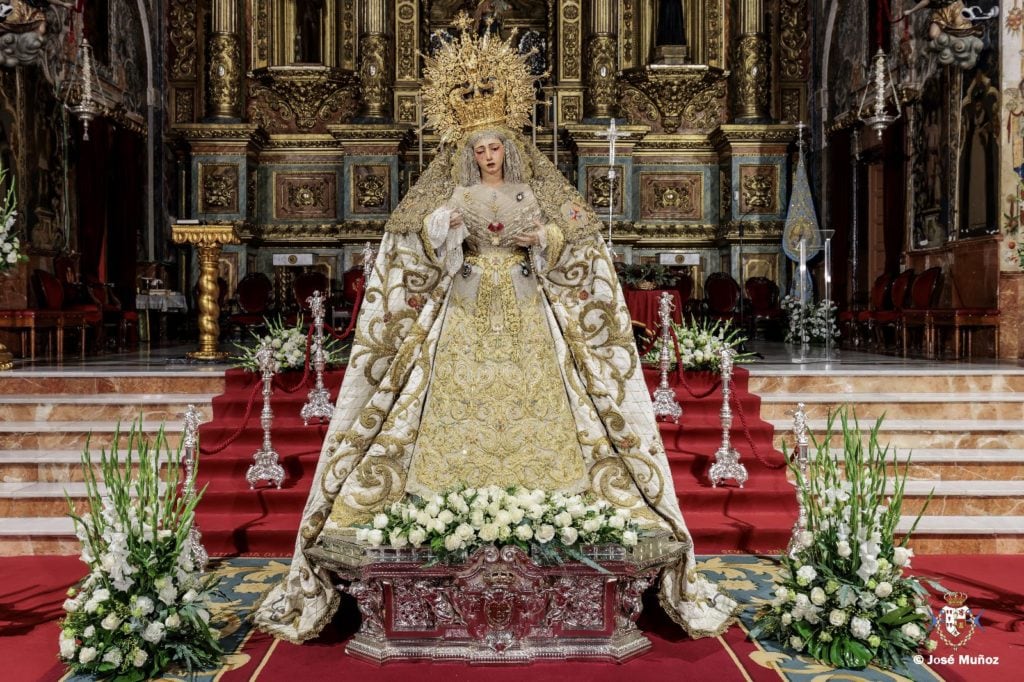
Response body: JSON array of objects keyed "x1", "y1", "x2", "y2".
[{"x1": 425, "y1": 206, "x2": 467, "y2": 275}]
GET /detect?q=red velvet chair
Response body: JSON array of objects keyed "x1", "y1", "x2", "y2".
[
  {"x1": 28, "y1": 269, "x2": 93, "y2": 359},
  {"x1": 839, "y1": 272, "x2": 892, "y2": 347},
  {"x1": 293, "y1": 270, "x2": 330, "y2": 316},
  {"x1": 83, "y1": 276, "x2": 139, "y2": 351},
  {"x1": 704, "y1": 272, "x2": 742, "y2": 326},
  {"x1": 865, "y1": 268, "x2": 914, "y2": 350},
  {"x1": 227, "y1": 272, "x2": 274, "y2": 335},
  {"x1": 744, "y1": 276, "x2": 783, "y2": 339},
  {"x1": 900, "y1": 266, "x2": 942, "y2": 357}
]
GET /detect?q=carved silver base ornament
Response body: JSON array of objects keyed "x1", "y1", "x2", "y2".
[
  {"x1": 300, "y1": 289, "x2": 334, "y2": 425},
  {"x1": 786, "y1": 402, "x2": 812, "y2": 559},
  {"x1": 651, "y1": 291, "x2": 682, "y2": 423},
  {"x1": 246, "y1": 340, "x2": 286, "y2": 489},
  {"x1": 306, "y1": 534, "x2": 685, "y2": 664},
  {"x1": 708, "y1": 347, "x2": 749, "y2": 487}
]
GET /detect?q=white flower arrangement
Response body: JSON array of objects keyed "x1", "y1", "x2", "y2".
[
  {"x1": 641, "y1": 317, "x2": 756, "y2": 372},
  {"x1": 0, "y1": 158, "x2": 25, "y2": 271},
  {"x1": 781, "y1": 296, "x2": 840, "y2": 345},
  {"x1": 355, "y1": 485, "x2": 644, "y2": 566},
  {"x1": 233, "y1": 316, "x2": 348, "y2": 372},
  {"x1": 60, "y1": 423, "x2": 222, "y2": 681},
  {"x1": 751, "y1": 409, "x2": 937, "y2": 671}
]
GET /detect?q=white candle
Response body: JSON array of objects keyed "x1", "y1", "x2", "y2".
[
  {"x1": 532, "y1": 97, "x2": 537, "y2": 148},
  {"x1": 608, "y1": 118, "x2": 617, "y2": 167},
  {"x1": 417, "y1": 94, "x2": 423, "y2": 172},
  {"x1": 552, "y1": 92, "x2": 558, "y2": 167}
]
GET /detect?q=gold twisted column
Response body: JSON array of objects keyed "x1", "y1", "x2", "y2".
[
  {"x1": 733, "y1": 0, "x2": 770, "y2": 121},
  {"x1": 206, "y1": 0, "x2": 241, "y2": 120},
  {"x1": 172, "y1": 225, "x2": 240, "y2": 361},
  {"x1": 360, "y1": 0, "x2": 391, "y2": 119},
  {"x1": 585, "y1": 0, "x2": 618, "y2": 119}
]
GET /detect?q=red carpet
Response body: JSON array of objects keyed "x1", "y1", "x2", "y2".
[{"x1": 193, "y1": 366, "x2": 794, "y2": 556}]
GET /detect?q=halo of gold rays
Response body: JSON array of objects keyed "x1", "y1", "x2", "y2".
[{"x1": 422, "y1": 12, "x2": 538, "y2": 144}]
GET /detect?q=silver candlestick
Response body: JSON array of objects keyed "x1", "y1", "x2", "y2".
[
  {"x1": 598, "y1": 119, "x2": 626, "y2": 250},
  {"x1": 181, "y1": 404, "x2": 209, "y2": 571},
  {"x1": 786, "y1": 402, "x2": 812, "y2": 558},
  {"x1": 246, "y1": 340, "x2": 286, "y2": 489},
  {"x1": 361, "y1": 241, "x2": 377, "y2": 281},
  {"x1": 301, "y1": 290, "x2": 333, "y2": 425},
  {"x1": 651, "y1": 292, "x2": 682, "y2": 423},
  {"x1": 708, "y1": 348, "x2": 749, "y2": 487}
]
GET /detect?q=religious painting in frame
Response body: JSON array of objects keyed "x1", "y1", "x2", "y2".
[
  {"x1": 957, "y1": 45, "x2": 1000, "y2": 239},
  {"x1": 914, "y1": 67, "x2": 953, "y2": 248},
  {"x1": 639, "y1": 172, "x2": 703, "y2": 221},
  {"x1": 273, "y1": 172, "x2": 338, "y2": 221}
]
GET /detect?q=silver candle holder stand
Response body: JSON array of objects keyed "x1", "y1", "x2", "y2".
[
  {"x1": 651, "y1": 292, "x2": 682, "y2": 423},
  {"x1": 246, "y1": 340, "x2": 286, "y2": 489},
  {"x1": 786, "y1": 402, "x2": 812, "y2": 559},
  {"x1": 300, "y1": 290, "x2": 333, "y2": 425},
  {"x1": 181, "y1": 404, "x2": 209, "y2": 571},
  {"x1": 707, "y1": 348, "x2": 749, "y2": 488}
]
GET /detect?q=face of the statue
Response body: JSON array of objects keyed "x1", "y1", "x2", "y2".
[{"x1": 473, "y1": 135, "x2": 505, "y2": 183}]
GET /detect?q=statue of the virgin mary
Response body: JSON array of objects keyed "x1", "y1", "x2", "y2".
[{"x1": 255, "y1": 13, "x2": 737, "y2": 643}]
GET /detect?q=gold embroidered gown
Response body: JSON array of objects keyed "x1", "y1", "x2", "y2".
[{"x1": 254, "y1": 134, "x2": 737, "y2": 644}]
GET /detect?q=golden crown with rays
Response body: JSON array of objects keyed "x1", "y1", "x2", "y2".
[{"x1": 422, "y1": 12, "x2": 538, "y2": 144}]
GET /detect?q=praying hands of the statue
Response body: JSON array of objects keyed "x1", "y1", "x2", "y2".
[
  {"x1": 448, "y1": 210, "x2": 464, "y2": 230},
  {"x1": 513, "y1": 218, "x2": 546, "y2": 247}
]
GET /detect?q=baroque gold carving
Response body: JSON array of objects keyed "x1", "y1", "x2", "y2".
[
  {"x1": 620, "y1": 0, "x2": 635, "y2": 68},
  {"x1": 169, "y1": 0, "x2": 197, "y2": 80},
  {"x1": 351, "y1": 165, "x2": 391, "y2": 215},
  {"x1": 255, "y1": 0, "x2": 269, "y2": 63},
  {"x1": 561, "y1": 96, "x2": 581, "y2": 123},
  {"x1": 781, "y1": 87, "x2": 802, "y2": 123},
  {"x1": 619, "y1": 66, "x2": 728, "y2": 133},
  {"x1": 397, "y1": 95, "x2": 417, "y2": 123},
  {"x1": 395, "y1": 1, "x2": 418, "y2": 81},
  {"x1": 560, "y1": 2, "x2": 581, "y2": 81},
  {"x1": 739, "y1": 165, "x2": 778, "y2": 214},
  {"x1": 274, "y1": 173, "x2": 337, "y2": 220},
  {"x1": 207, "y1": 33, "x2": 242, "y2": 119},
  {"x1": 720, "y1": 169, "x2": 731, "y2": 223},
  {"x1": 247, "y1": 67, "x2": 359, "y2": 132},
  {"x1": 639, "y1": 172, "x2": 703, "y2": 221},
  {"x1": 585, "y1": 34, "x2": 617, "y2": 118},
  {"x1": 779, "y1": 0, "x2": 809, "y2": 81},
  {"x1": 706, "y1": 0, "x2": 723, "y2": 66},
  {"x1": 256, "y1": 222, "x2": 386, "y2": 241},
  {"x1": 341, "y1": 0, "x2": 357, "y2": 69},
  {"x1": 587, "y1": 167, "x2": 622, "y2": 212},
  {"x1": 200, "y1": 164, "x2": 240, "y2": 214},
  {"x1": 174, "y1": 88, "x2": 195, "y2": 123},
  {"x1": 359, "y1": 33, "x2": 391, "y2": 119},
  {"x1": 247, "y1": 170, "x2": 258, "y2": 218},
  {"x1": 733, "y1": 34, "x2": 770, "y2": 120}
]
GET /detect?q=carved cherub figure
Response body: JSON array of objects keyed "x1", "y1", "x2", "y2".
[{"x1": 901, "y1": 0, "x2": 997, "y2": 71}]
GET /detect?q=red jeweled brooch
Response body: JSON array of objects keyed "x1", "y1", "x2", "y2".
[{"x1": 487, "y1": 222, "x2": 504, "y2": 233}]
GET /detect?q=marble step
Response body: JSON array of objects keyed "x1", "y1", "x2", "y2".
[
  {"x1": 0, "y1": 421, "x2": 185, "y2": 451},
  {"x1": 832, "y1": 448, "x2": 1024, "y2": 481},
  {"x1": 759, "y1": 393, "x2": 1024, "y2": 421},
  {"x1": 0, "y1": 449, "x2": 182, "y2": 483},
  {"x1": 769, "y1": 418, "x2": 1024, "y2": 450},
  {"x1": 0, "y1": 373, "x2": 225, "y2": 396},
  {"x1": 749, "y1": 372, "x2": 1024, "y2": 395},
  {"x1": 895, "y1": 480, "x2": 1024, "y2": 516},
  {"x1": 0, "y1": 481, "x2": 168, "y2": 518},
  {"x1": 0, "y1": 394, "x2": 217, "y2": 422},
  {"x1": 3, "y1": 514, "x2": 1022, "y2": 557}
]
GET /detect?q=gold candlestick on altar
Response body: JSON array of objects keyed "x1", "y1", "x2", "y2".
[{"x1": 171, "y1": 224, "x2": 240, "y2": 361}]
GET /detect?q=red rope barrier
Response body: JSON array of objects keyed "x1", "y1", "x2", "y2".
[
  {"x1": 729, "y1": 387, "x2": 787, "y2": 470},
  {"x1": 668, "y1": 325, "x2": 722, "y2": 399},
  {"x1": 198, "y1": 379, "x2": 263, "y2": 455}
]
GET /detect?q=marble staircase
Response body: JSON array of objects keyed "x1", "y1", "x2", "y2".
[
  {"x1": 753, "y1": 369, "x2": 1024, "y2": 554},
  {"x1": 0, "y1": 371, "x2": 223, "y2": 555}
]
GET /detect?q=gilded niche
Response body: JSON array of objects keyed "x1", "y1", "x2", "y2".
[
  {"x1": 739, "y1": 165, "x2": 778, "y2": 214},
  {"x1": 639, "y1": 172, "x2": 703, "y2": 221},
  {"x1": 200, "y1": 164, "x2": 240, "y2": 214},
  {"x1": 274, "y1": 172, "x2": 337, "y2": 220},
  {"x1": 350, "y1": 165, "x2": 391, "y2": 215},
  {"x1": 619, "y1": 67, "x2": 728, "y2": 133},
  {"x1": 247, "y1": 67, "x2": 359, "y2": 133}
]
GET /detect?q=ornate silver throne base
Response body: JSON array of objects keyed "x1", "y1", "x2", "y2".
[{"x1": 306, "y1": 533, "x2": 685, "y2": 665}]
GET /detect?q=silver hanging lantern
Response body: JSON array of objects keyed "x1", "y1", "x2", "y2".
[
  {"x1": 66, "y1": 38, "x2": 103, "y2": 141},
  {"x1": 857, "y1": 48, "x2": 901, "y2": 139}
]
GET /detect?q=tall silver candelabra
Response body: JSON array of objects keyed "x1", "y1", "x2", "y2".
[
  {"x1": 300, "y1": 290, "x2": 333, "y2": 425},
  {"x1": 708, "y1": 348, "x2": 749, "y2": 487},
  {"x1": 362, "y1": 241, "x2": 377, "y2": 280},
  {"x1": 786, "y1": 402, "x2": 812, "y2": 558},
  {"x1": 651, "y1": 292, "x2": 682, "y2": 423},
  {"x1": 181, "y1": 404, "x2": 209, "y2": 571},
  {"x1": 246, "y1": 341, "x2": 286, "y2": 489}
]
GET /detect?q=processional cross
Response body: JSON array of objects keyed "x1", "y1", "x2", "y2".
[{"x1": 597, "y1": 119, "x2": 628, "y2": 249}]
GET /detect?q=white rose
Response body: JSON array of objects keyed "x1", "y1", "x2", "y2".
[
  {"x1": 535, "y1": 524, "x2": 556, "y2": 544},
  {"x1": 608, "y1": 514, "x2": 625, "y2": 530},
  {"x1": 514, "y1": 524, "x2": 534, "y2": 541},
  {"x1": 63, "y1": 598, "x2": 80, "y2": 612},
  {"x1": 101, "y1": 612, "x2": 122, "y2": 631},
  {"x1": 565, "y1": 502, "x2": 586, "y2": 518},
  {"x1": 415, "y1": 510, "x2": 432, "y2": 527},
  {"x1": 837, "y1": 540, "x2": 852, "y2": 558},
  {"x1": 142, "y1": 621, "x2": 166, "y2": 644},
  {"x1": 781, "y1": 612, "x2": 793, "y2": 625},
  {"x1": 135, "y1": 596, "x2": 154, "y2": 616},
  {"x1": 829, "y1": 609, "x2": 848, "y2": 627},
  {"x1": 455, "y1": 523, "x2": 475, "y2": 541},
  {"x1": 497, "y1": 525, "x2": 512, "y2": 541},
  {"x1": 408, "y1": 527, "x2": 427, "y2": 546},
  {"x1": 875, "y1": 581, "x2": 893, "y2": 598},
  {"x1": 893, "y1": 546, "x2": 914, "y2": 567},
  {"x1": 132, "y1": 649, "x2": 148, "y2": 667},
  {"x1": 774, "y1": 586, "x2": 790, "y2": 602},
  {"x1": 389, "y1": 529, "x2": 409, "y2": 548},
  {"x1": 553, "y1": 511, "x2": 572, "y2": 528},
  {"x1": 582, "y1": 518, "x2": 601, "y2": 533},
  {"x1": 901, "y1": 622, "x2": 923, "y2": 641},
  {"x1": 850, "y1": 616, "x2": 872, "y2": 640},
  {"x1": 366, "y1": 529, "x2": 385, "y2": 546},
  {"x1": 84, "y1": 625, "x2": 96, "y2": 638},
  {"x1": 559, "y1": 527, "x2": 579, "y2": 545},
  {"x1": 93, "y1": 588, "x2": 110, "y2": 602},
  {"x1": 469, "y1": 510, "x2": 485, "y2": 528},
  {"x1": 509, "y1": 507, "x2": 525, "y2": 524},
  {"x1": 373, "y1": 513, "x2": 389, "y2": 529},
  {"x1": 479, "y1": 524, "x2": 499, "y2": 542},
  {"x1": 424, "y1": 502, "x2": 441, "y2": 517},
  {"x1": 443, "y1": 534, "x2": 463, "y2": 551},
  {"x1": 437, "y1": 509, "x2": 455, "y2": 526},
  {"x1": 102, "y1": 648, "x2": 123, "y2": 666},
  {"x1": 494, "y1": 510, "x2": 512, "y2": 527},
  {"x1": 158, "y1": 583, "x2": 177, "y2": 606},
  {"x1": 165, "y1": 612, "x2": 181, "y2": 629},
  {"x1": 810, "y1": 587, "x2": 827, "y2": 606},
  {"x1": 789, "y1": 635, "x2": 804, "y2": 651},
  {"x1": 59, "y1": 633, "x2": 77, "y2": 659},
  {"x1": 622, "y1": 530, "x2": 638, "y2": 546},
  {"x1": 78, "y1": 646, "x2": 98, "y2": 665},
  {"x1": 182, "y1": 589, "x2": 198, "y2": 604}
]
